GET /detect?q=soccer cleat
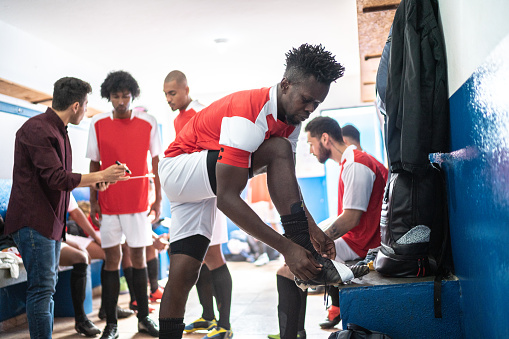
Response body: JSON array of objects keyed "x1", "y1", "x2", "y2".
[
  {"x1": 294, "y1": 255, "x2": 370, "y2": 290},
  {"x1": 149, "y1": 286, "x2": 164, "y2": 302},
  {"x1": 98, "y1": 305, "x2": 135, "y2": 320},
  {"x1": 204, "y1": 326, "x2": 233, "y2": 339},
  {"x1": 138, "y1": 316, "x2": 159, "y2": 337},
  {"x1": 75, "y1": 319, "x2": 101, "y2": 337},
  {"x1": 254, "y1": 253, "x2": 270, "y2": 266},
  {"x1": 319, "y1": 305, "x2": 341, "y2": 329},
  {"x1": 100, "y1": 323, "x2": 119, "y2": 339},
  {"x1": 184, "y1": 317, "x2": 217, "y2": 333},
  {"x1": 267, "y1": 330, "x2": 306, "y2": 339},
  {"x1": 129, "y1": 300, "x2": 156, "y2": 313}
]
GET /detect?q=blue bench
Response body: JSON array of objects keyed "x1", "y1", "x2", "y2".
[{"x1": 336, "y1": 270, "x2": 463, "y2": 339}]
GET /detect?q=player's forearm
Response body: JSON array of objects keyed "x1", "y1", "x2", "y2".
[
  {"x1": 88, "y1": 161, "x2": 101, "y2": 203},
  {"x1": 324, "y1": 209, "x2": 363, "y2": 240}
]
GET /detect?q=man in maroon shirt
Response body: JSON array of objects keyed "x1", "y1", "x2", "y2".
[{"x1": 4, "y1": 77, "x2": 128, "y2": 339}]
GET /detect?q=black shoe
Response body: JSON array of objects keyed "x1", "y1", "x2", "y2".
[
  {"x1": 98, "y1": 306, "x2": 135, "y2": 320},
  {"x1": 138, "y1": 316, "x2": 159, "y2": 337},
  {"x1": 319, "y1": 314, "x2": 341, "y2": 329},
  {"x1": 100, "y1": 323, "x2": 119, "y2": 339},
  {"x1": 295, "y1": 256, "x2": 370, "y2": 290},
  {"x1": 75, "y1": 319, "x2": 101, "y2": 337}
]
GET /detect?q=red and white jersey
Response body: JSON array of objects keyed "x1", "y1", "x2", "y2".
[
  {"x1": 173, "y1": 100, "x2": 205, "y2": 136},
  {"x1": 164, "y1": 86, "x2": 300, "y2": 168},
  {"x1": 86, "y1": 110, "x2": 162, "y2": 214},
  {"x1": 339, "y1": 145, "x2": 388, "y2": 257}
]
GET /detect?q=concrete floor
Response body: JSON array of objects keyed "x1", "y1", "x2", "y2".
[{"x1": 1, "y1": 259, "x2": 340, "y2": 338}]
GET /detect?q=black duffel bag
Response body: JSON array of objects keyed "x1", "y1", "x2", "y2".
[{"x1": 328, "y1": 323, "x2": 392, "y2": 339}]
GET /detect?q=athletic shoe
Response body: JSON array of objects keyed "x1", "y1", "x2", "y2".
[
  {"x1": 267, "y1": 330, "x2": 306, "y2": 339},
  {"x1": 149, "y1": 286, "x2": 164, "y2": 302},
  {"x1": 294, "y1": 257, "x2": 370, "y2": 290},
  {"x1": 319, "y1": 305, "x2": 341, "y2": 329},
  {"x1": 98, "y1": 305, "x2": 135, "y2": 320},
  {"x1": 138, "y1": 316, "x2": 159, "y2": 337},
  {"x1": 100, "y1": 323, "x2": 119, "y2": 339},
  {"x1": 75, "y1": 319, "x2": 101, "y2": 337},
  {"x1": 204, "y1": 326, "x2": 233, "y2": 339},
  {"x1": 254, "y1": 253, "x2": 270, "y2": 266},
  {"x1": 184, "y1": 317, "x2": 217, "y2": 333},
  {"x1": 129, "y1": 300, "x2": 156, "y2": 313}
]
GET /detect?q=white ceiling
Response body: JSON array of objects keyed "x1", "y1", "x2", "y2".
[{"x1": 0, "y1": 0, "x2": 362, "y2": 118}]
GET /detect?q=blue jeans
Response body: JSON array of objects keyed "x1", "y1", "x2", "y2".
[{"x1": 12, "y1": 227, "x2": 61, "y2": 339}]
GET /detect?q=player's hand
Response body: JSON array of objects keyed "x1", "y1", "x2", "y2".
[
  {"x1": 282, "y1": 241, "x2": 321, "y2": 281},
  {"x1": 148, "y1": 199, "x2": 162, "y2": 224},
  {"x1": 309, "y1": 223, "x2": 336, "y2": 260},
  {"x1": 95, "y1": 182, "x2": 110, "y2": 191},
  {"x1": 90, "y1": 202, "x2": 102, "y2": 228},
  {"x1": 153, "y1": 235, "x2": 169, "y2": 252}
]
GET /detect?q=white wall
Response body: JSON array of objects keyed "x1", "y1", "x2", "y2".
[{"x1": 438, "y1": 0, "x2": 509, "y2": 95}]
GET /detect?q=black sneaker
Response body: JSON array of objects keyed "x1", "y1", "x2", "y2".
[
  {"x1": 319, "y1": 314, "x2": 341, "y2": 329},
  {"x1": 98, "y1": 306, "x2": 134, "y2": 320},
  {"x1": 294, "y1": 256, "x2": 370, "y2": 290},
  {"x1": 100, "y1": 323, "x2": 119, "y2": 339},
  {"x1": 138, "y1": 316, "x2": 159, "y2": 337},
  {"x1": 75, "y1": 319, "x2": 101, "y2": 337}
]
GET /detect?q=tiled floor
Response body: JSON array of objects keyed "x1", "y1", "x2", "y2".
[{"x1": 1, "y1": 259, "x2": 340, "y2": 338}]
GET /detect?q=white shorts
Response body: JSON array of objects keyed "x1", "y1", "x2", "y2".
[
  {"x1": 65, "y1": 233, "x2": 97, "y2": 251},
  {"x1": 159, "y1": 151, "x2": 219, "y2": 244},
  {"x1": 334, "y1": 237, "x2": 362, "y2": 263},
  {"x1": 100, "y1": 212, "x2": 153, "y2": 248},
  {"x1": 210, "y1": 209, "x2": 228, "y2": 246}
]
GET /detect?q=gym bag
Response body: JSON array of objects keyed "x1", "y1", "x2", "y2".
[{"x1": 328, "y1": 323, "x2": 392, "y2": 339}]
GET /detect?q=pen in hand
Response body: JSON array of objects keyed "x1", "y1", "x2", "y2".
[{"x1": 115, "y1": 160, "x2": 131, "y2": 174}]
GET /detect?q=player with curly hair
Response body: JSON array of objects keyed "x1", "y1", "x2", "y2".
[
  {"x1": 158, "y1": 44, "x2": 363, "y2": 339},
  {"x1": 87, "y1": 70, "x2": 161, "y2": 338}
]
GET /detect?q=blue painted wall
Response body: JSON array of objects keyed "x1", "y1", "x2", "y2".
[{"x1": 436, "y1": 35, "x2": 509, "y2": 338}]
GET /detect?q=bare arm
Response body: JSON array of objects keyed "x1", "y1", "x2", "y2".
[
  {"x1": 78, "y1": 163, "x2": 128, "y2": 188},
  {"x1": 216, "y1": 162, "x2": 321, "y2": 280},
  {"x1": 68, "y1": 208, "x2": 101, "y2": 245},
  {"x1": 148, "y1": 155, "x2": 162, "y2": 222},
  {"x1": 89, "y1": 161, "x2": 102, "y2": 227},
  {"x1": 324, "y1": 209, "x2": 364, "y2": 240}
]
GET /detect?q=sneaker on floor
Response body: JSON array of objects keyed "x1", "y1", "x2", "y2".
[
  {"x1": 204, "y1": 326, "x2": 233, "y2": 339},
  {"x1": 319, "y1": 305, "x2": 341, "y2": 329},
  {"x1": 294, "y1": 256, "x2": 370, "y2": 290},
  {"x1": 129, "y1": 301, "x2": 156, "y2": 313},
  {"x1": 267, "y1": 330, "x2": 306, "y2": 339},
  {"x1": 98, "y1": 305, "x2": 135, "y2": 320},
  {"x1": 138, "y1": 316, "x2": 159, "y2": 337},
  {"x1": 184, "y1": 317, "x2": 217, "y2": 333},
  {"x1": 254, "y1": 253, "x2": 270, "y2": 266},
  {"x1": 100, "y1": 323, "x2": 119, "y2": 339},
  {"x1": 75, "y1": 319, "x2": 101, "y2": 337},
  {"x1": 149, "y1": 286, "x2": 164, "y2": 302}
]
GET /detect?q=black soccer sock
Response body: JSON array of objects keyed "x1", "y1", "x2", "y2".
[
  {"x1": 277, "y1": 274, "x2": 306, "y2": 339},
  {"x1": 102, "y1": 269, "x2": 120, "y2": 324},
  {"x1": 210, "y1": 264, "x2": 232, "y2": 330},
  {"x1": 100, "y1": 261, "x2": 106, "y2": 311},
  {"x1": 280, "y1": 201, "x2": 316, "y2": 254},
  {"x1": 123, "y1": 266, "x2": 136, "y2": 303},
  {"x1": 159, "y1": 318, "x2": 185, "y2": 338},
  {"x1": 70, "y1": 263, "x2": 88, "y2": 322},
  {"x1": 147, "y1": 258, "x2": 159, "y2": 294},
  {"x1": 133, "y1": 267, "x2": 150, "y2": 319},
  {"x1": 196, "y1": 265, "x2": 215, "y2": 320},
  {"x1": 329, "y1": 285, "x2": 340, "y2": 307},
  {"x1": 297, "y1": 284, "x2": 308, "y2": 331}
]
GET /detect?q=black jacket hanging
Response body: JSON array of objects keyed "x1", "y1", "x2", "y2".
[{"x1": 384, "y1": 0, "x2": 449, "y2": 175}]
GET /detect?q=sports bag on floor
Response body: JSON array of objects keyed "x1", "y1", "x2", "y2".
[{"x1": 328, "y1": 323, "x2": 392, "y2": 339}]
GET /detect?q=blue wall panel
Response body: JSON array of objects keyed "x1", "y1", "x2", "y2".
[{"x1": 437, "y1": 35, "x2": 509, "y2": 338}]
